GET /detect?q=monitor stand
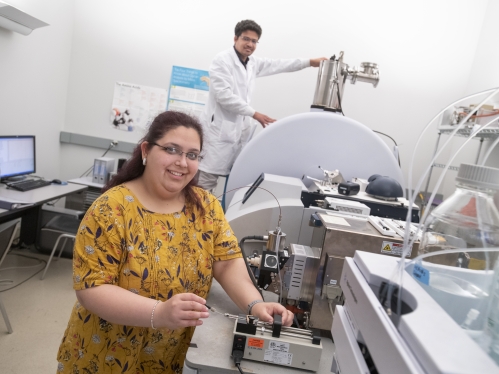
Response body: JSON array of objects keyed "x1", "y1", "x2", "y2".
[{"x1": 0, "y1": 175, "x2": 28, "y2": 184}]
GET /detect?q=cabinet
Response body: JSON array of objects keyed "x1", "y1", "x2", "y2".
[{"x1": 67, "y1": 177, "x2": 104, "y2": 211}]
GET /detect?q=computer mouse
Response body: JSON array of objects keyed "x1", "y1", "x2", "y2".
[{"x1": 52, "y1": 179, "x2": 62, "y2": 184}]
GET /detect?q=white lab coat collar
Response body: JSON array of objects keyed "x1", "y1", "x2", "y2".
[{"x1": 230, "y1": 47, "x2": 253, "y2": 86}]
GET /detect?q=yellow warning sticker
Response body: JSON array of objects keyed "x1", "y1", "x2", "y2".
[
  {"x1": 381, "y1": 241, "x2": 411, "y2": 256},
  {"x1": 469, "y1": 258, "x2": 486, "y2": 270}
]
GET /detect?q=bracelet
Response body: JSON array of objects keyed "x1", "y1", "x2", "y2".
[
  {"x1": 150, "y1": 300, "x2": 161, "y2": 330},
  {"x1": 247, "y1": 299, "x2": 264, "y2": 315}
]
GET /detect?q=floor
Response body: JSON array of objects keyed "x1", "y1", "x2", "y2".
[
  {"x1": 0, "y1": 177, "x2": 228, "y2": 374},
  {"x1": 0, "y1": 246, "x2": 76, "y2": 374}
]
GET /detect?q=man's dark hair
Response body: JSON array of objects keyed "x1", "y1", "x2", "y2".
[{"x1": 234, "y1": 20, "x2": 262, "y2": 39}]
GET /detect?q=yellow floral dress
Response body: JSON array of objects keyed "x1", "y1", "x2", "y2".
[{"x1": 57, "y1": 185, "x2": 241, "y2": 374}]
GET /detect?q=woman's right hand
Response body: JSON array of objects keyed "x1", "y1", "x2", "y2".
[{"x1": 156, "y1": 293, "x2": 210, "y2": 330}]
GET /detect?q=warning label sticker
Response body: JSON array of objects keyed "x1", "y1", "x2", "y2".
[
  {"x1": 381, "y1": 241, "x2": 412, "y2": 256},
  {"x1": 264, "y1": 350, "x2": 293, "y2": 365},
  {"x1": 268, "y1": 340, "x2": 290, "y2": 352},
  {"x1": 248, "y1": 338, "x2": 264, "y2": 349}
]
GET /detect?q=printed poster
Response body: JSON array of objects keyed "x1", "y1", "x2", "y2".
[
  {"x1": 167, "y1": 66, "x2": 209, "y2": 120},
  {"x1": 110, "y1": 82, "x2": 168, "y2": 132}
]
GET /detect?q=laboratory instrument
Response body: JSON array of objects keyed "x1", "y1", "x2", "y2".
[
  {"x1": 331, "y1": 250, "x2": 498, "y2": 373},
  {"x1": 228, "y1": 174, "x2": 421, "y2": 333},
  {"x1": 225, "y1": 111, "x2": 403, "y2": 208},
  {"x1": 232, "y1": 313, "x2": 322, "y2": 372},
  {"x1": 311, "y1": 51, "x2": 379, "y2": 112},
  {"x1": 331, "y1": 89, "x2": 499, "y2": 373}
]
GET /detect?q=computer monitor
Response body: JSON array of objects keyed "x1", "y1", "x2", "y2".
[{"x1": 0, "y1": 136, "x2": 36, "y2": 181}]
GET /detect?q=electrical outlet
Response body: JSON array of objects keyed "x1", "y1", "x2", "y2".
[{"x1": 111, "y1": 140, "x2": 118, "y2": 147}]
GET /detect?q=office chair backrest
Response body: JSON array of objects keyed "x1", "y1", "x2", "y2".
[{"x1": 0, "y1": 219, "x2": 21, "y2": 267}]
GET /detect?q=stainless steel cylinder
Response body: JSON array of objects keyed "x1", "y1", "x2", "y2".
[
  {"x1": 312, "y1": 52, "x2": 380, "y2": 111},
  {"x1": 324, "y1": 61, "x2": 348, "y2": 111},
  {"x1": 266, "y1": 230, "x2": 286, "y2": 252},
  {"x1": 312, "y1": 59, "x2": 339, "y2": 108}
]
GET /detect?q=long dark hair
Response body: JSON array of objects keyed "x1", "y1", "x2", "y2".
[{"x1": 103, "y1": 111, "x2": 205, "y2": 215}]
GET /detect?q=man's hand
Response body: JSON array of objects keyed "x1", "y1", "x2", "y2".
[
  {"x1": 253, "y1": 112, "x2": 276, "y2": 128},
  {"x1": 310, "y1": 57, "x2": 328, "y2": 67}
]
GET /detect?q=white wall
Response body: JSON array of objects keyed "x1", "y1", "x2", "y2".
[
  {"x1": 465, "y1": 0, "x2": 499, "y2": 169},
  {"x1": 0, "y1": 0, "x2": 74, "y2": 180},
  {"x1": 1, "y1": 0, "x2": 496, "y2": 201},
  {"x1": 427, "y1": 0, "x2": 499, "y2": 200},
  {"x1": 58, "y1": 0, "x2": 490, "y2": 198}
]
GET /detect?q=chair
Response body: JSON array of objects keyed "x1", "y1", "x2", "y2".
[
  {"x1": 38, "y1": 205, "x2": 83, "y2": 280},
  {"x1": 40, "y1": 232, "x2": 76, "y2": 280},
  {"x1": 0, "y1": 218, "x2": 21, "y2": 333}
]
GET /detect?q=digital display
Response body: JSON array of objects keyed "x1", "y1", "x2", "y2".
[{"x1": 0, "y1": 136, "x2": 36, "y2": 179}]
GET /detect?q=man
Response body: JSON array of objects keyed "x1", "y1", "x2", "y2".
[{"x1": 198, "y1": 19, "x2": 326, "y2": 191}]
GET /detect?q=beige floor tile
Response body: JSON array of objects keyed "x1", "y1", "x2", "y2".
[{"x1": 0, "y1": 248, "x2": 76, "y2": 374}]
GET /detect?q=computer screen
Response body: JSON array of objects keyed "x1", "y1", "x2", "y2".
[{"x1": 0, "y1": 136, "x2": 36, "y2": 180}]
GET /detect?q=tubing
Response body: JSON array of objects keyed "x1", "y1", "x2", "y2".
[
  {"x1": 393, "y1": 114, "x2": 499, "y2": 319},
  {"x1": 405, "y1": 87, "x2": 499, "y2": 258},
  {"x1": 239, "y1": 236, "x2": 266, "y2": 299},
  {"x1": 386, "y1": 87, "x2": 499, "y2": 321},
  {"x1": 408, "y1": 115, "x2": 499, "y2": 252}
]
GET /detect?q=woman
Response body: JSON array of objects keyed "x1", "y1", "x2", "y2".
[{"x1": 57, "y1": 111, "x2": 293, "y2": 374}]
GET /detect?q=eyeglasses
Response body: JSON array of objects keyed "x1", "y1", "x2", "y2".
[
  {"x1": 152, "y1": 143, "x2": 203, "y2": 161},
  {"x1": 240, "y1": 36, "x2": 259, "y2": 45}
]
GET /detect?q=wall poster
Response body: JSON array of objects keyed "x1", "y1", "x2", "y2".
[
  {"x1": 167, "y1": 66, "x2": 209, "y2": 120},
  {"x1": 110, "y1": 82, "x2": 168, "y2": 132}
]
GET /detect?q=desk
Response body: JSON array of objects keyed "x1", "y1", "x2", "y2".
[
  {"x1": 184, "y1": 280, "x2": 335, "y2": 374},
  {"x1": 0, "y1": 183, "x2": 87, "y2": 245},
  {"x1": 68, "y1": 176, "x2": 104, "y2": 189},
  {"x1": 68, "y1": 177, "x2": 104, "y2": 211}
]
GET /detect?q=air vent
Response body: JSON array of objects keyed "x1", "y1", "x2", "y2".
[{"x1": 338, "y1": 206, "x2": 363, "y2": 214}]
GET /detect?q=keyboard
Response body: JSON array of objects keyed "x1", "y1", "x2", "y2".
[{"x1": 7, "y1": 179, "x2": 52, "y2": 192}]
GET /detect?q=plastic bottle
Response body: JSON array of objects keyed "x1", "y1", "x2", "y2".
[
  {"x1": 419, "y1": 163, "x2": 499, "y2": 270},
  {"x1": 418, "y1": 163, "x2": 499, "y2": 364},
  {"x1": 486, "y1": 258, "x2": 499, "y2": 364}
]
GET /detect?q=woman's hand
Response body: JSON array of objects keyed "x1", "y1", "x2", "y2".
[
  {"x1": 250, "y1": 302, "x2": 294, "y2": 327},
  {"x1": 156, "y1": 293, "x2": 209, "y2": 330}
]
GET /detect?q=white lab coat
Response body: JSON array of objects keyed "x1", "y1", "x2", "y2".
[{"x1": 199, "y1": 48, "x2": 309, "y2": 175}]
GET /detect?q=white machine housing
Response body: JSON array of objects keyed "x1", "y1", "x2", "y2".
[
  {"x1": 324, "y1": 197, "x2": 370, "y2": 216},
  {"x1": 333, "y1": 251, "x2": 499, "y2": 373},
  {"x1": 225, "y1": 174, "x2": 326, "y2": 247},
  {"x1": 225, "y1": 112, "x2": 404, "y2": 206},
  {"x1": 233, "y1": 319, "x2": 323, "y2": 372}
]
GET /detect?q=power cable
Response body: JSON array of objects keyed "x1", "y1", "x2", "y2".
[
  {"x1": 372, "y1": 130, "x2": 401, "y2": 166},
  {"x1": 0, "y1": 253, "x2": 46, "y2": 292}
]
